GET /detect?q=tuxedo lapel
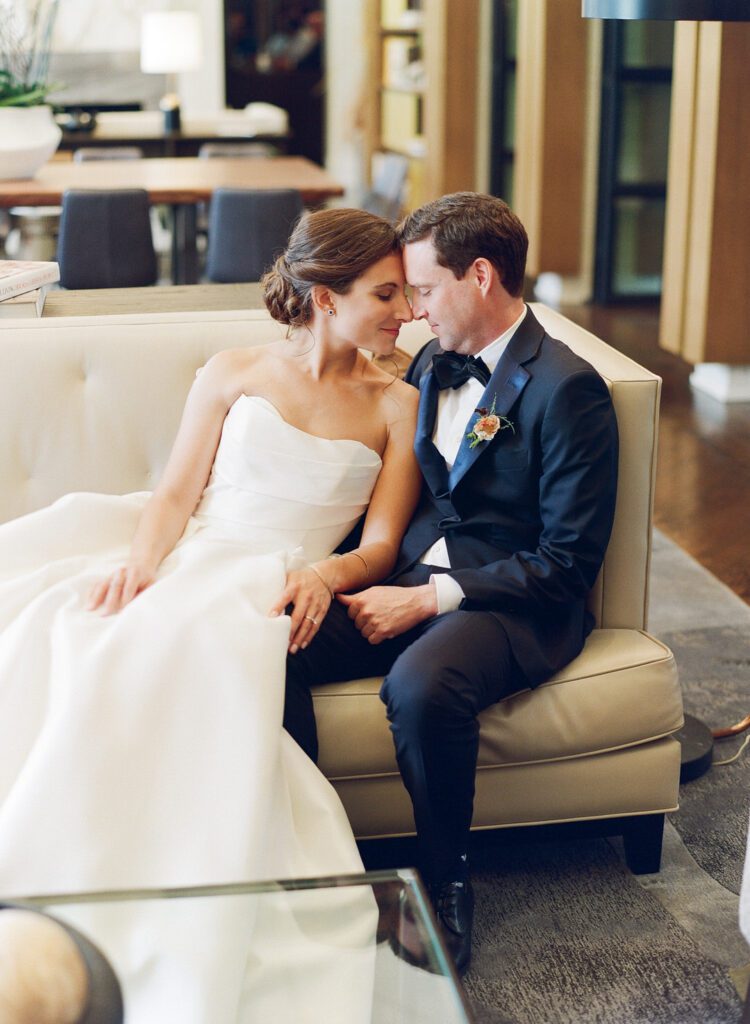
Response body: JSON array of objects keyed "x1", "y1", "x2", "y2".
[
  {"x1": 449, "y1": 362, "x2": 529, "y2": 490},
  {"x1": 415, "y1": 370, "x2": 449, "y2": 498},
  {"x1": 448, "y1": 308, "x2": 542, "y2": 491}
]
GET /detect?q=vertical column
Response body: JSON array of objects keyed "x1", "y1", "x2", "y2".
[
  {"x1": 326, "y1": 0, "x2": 373, "y2": 198},
  {"x1": 660, "y1": 21, "x2": 750, "y2": 398},
  {"x1": 513, "y1": 0, "x2": 589, "y2": 277},
  {"x1": 659, "y1": 23, "x2": 699, "y2": 356},
  {"x1": 422, "y1": 0, "x2": 480, "y2": 201}
]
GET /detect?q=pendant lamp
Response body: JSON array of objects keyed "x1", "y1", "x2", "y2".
[{"x1": 582, "y1": 1, "x2": 750, "y2": 19}]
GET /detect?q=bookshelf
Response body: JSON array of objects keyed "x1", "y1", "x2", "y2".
[{"x1": 365, "y1": 0, "x2": 479, "y2": 209}]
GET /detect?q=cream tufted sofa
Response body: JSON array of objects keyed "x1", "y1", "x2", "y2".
[{"x1": 0, "y1": 304, "x2": 683, "y2": 872}]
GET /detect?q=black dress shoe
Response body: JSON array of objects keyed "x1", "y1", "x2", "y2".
[{"x1": 431, "y1": 878, "x2": 474, "y2": 975}]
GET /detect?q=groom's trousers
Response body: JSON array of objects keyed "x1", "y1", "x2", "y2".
[{"x1": 284, "y1": 598, "x2": 526, "y2": 884}]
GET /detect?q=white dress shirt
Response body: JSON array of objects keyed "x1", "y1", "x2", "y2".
[{"x1": 420, "y1": 307, "x2": 528, "y2": 613}]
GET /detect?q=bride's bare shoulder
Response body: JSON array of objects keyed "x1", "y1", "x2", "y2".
[
  {"x1": 193, "y1": 344, "x2": 280, "y2": 404},
  {"x1": 387, "y1": 374, "x2": 419, "y2": 408},
  {"x1": 204, "y1": 342, "x2": 281, "y2": 370},
  {"x1": 372, "y1": 372, "x2": 419, "y2": 429}
]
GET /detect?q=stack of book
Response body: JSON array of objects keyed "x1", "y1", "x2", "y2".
[{"x1": 0, "y1": 261, "x2": 61, "y2": 319}]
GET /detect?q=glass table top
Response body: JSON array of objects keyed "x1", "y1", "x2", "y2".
[{"x1": 20, "y1": 868, "x2": 475, "y2": 1023}]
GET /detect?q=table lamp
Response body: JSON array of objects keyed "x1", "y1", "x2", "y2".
[{"x1": 140, "y1": 11, "x2": 203, "y2": 133}]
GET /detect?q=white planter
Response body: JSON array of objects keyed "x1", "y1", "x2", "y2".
[{"x1": 0, "y1": 106, "x2": 62, "y2": 180}]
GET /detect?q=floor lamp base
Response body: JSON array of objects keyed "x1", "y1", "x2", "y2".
[{"x1": 673, "y1": 713, "x2": 714, "y2": 783}]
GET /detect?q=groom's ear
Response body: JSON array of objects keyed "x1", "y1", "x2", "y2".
[
  {"x1": 471, "y1": 258, "x2": 495, "y2": 297},
  {"x1": 310, "y1": 285, "x2": 336, "y2": 316}
]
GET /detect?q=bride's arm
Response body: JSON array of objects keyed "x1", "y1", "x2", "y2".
[
  {"x1": 87, "y1": 352, "x2": 241, "y2": 615},
  {"x1": 273, "y1": 386, "x2": 421, "y2": 652},
  {"x1": 323, "y1": 391, "x2": 421, "y2": 590}
]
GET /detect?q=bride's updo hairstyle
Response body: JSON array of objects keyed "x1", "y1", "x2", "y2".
[{"x1": 262, "y1": 208, "x2": 399, "y2": 328}]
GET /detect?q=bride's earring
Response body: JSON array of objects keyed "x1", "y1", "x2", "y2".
[{"x1": 327, "y1": 309, "x2": 335, "y2": 316}]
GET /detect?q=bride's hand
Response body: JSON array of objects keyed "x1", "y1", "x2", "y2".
[
  {"x1": 269, "y1": 566, "x2": 332, "y2": 653},
  {"x1": 86, "y1": 563, "x2": 155, "y2": 616}
]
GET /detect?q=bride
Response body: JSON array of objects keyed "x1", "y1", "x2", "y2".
[{"x1": 0, "y1": 208, "x2": 418, "y2": 1020}]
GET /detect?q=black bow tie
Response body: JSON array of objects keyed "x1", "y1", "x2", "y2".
[{"x1": 431, "y1": 351, "x2": 491, "y2": 391}]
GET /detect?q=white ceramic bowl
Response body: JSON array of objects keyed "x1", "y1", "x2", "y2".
[{"x1": 0, "y1": 105, "x2": 62, "y2": 180}]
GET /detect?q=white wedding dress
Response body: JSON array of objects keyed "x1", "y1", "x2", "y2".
[{"x1": 0, "y1": 395, "x2": 383, "y2": 1022}]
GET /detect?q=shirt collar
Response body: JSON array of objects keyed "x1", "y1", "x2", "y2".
[{"x1": 473, "y1": 305, "x2": 528, "y2": 374}]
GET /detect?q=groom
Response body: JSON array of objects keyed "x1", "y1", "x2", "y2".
[{"x1": 284, "y1": 192, "x2": 619, "y2": 972}]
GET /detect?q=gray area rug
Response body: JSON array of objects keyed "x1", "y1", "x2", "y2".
[
  {"x1": 457, "y1": 531, "x2": 750, "y2": 1023},
  {"x1": 650, "y1": 529, "x2": 750, "y2": 895},
  {"x1": 663, "y1": 626, "x2": 749, "y2": 894},
  {"x1": 466, "y1": 838, "x2": 741, "y2": 1024}
]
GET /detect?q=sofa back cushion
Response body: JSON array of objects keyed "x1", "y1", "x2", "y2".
[
  {"x1": 0, "y1": 304, "x2": 659, "y2": 631},
  {"x1": 530, "y1": 306, "x2": 660, "y2": 632},
  {"x1": 0, "y1": 311, "x2": 280, "y2": 525}
]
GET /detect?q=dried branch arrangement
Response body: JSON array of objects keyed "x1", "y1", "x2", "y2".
[{"x1": 0, "y1": 0, "x2": 60, "y2": 106}]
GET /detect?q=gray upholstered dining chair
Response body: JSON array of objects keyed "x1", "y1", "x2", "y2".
[
  {"x1": 68, "y1": 148, "x2": 170, "y2": 278},
  {"x1": 4, "y1": 148, "x2": 147, "y2": 263},
  {"x1": 204, "y1": 188, "x2": 304, "y2": 283},
  {"x1": 198, "y1": 141, "x2": 281, "y2": 159},
  {"x1": 72, "y1": 147, "x2": 145, "y2": 162},
  {"x1": 56, "y1": 189, "x2": 158, "y2": 290},
  {"x1": 71, "y1": 147, "x2": 170, "y2": 269},
  {"x1": 5, "y1": 145, "x2": 146, "y2": 264},
  {"x1": 195, "y1": 142, "x2": 281, "y2": 243}
]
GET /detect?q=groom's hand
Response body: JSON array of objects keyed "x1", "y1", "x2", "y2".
[{"x1": 337, "y1": 584, "x2": 438, "y2": 644}]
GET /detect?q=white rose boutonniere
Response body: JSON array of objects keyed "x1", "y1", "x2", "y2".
[{"x1": 466, "y1": 397, "x2": 514, "y2": 449}]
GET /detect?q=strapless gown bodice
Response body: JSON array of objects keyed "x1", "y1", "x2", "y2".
[
  {"x1": 194, "y1": 395, "x2": 382, "y2": 560},
  {"x1": 0, "y1": 395, "x2": 385, "y2": 1023}
]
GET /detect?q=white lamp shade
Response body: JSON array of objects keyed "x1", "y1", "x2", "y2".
[{"x1": 140, "y1": 12, "x2": 203, "y2": 74}]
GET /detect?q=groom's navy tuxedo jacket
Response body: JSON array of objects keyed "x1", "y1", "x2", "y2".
[{"x1": 391, "y1": 306, "x2": 619, "y2": 687}]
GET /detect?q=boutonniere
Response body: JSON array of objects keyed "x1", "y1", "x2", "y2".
[{"x1": 466, "y1": 397, "x2": 514, "y2": 449}]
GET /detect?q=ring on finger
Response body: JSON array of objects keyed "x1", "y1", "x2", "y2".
[{"x1": 304, "y1": 615, "x2": 318, "y2": 626}]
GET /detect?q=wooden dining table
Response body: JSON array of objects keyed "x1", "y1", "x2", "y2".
[{"x1": 0, "y1": 157, "x2": 345, "y2": 284}]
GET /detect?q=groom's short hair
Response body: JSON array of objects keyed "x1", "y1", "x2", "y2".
[{"x1": 397, "y1": 191, "x2": 528, "y2": 298}]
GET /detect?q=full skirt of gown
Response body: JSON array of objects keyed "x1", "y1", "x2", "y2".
[{"x1": 0, "y1": 396, "x2": 385, "y2": 1022}]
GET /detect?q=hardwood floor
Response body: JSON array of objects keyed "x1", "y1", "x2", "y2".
[{"x1": 562, "y1": 301, "x2": 750, "y2": 605}]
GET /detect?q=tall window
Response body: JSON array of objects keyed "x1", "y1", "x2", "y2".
[
  {"x1": 490, "y1": 0, "x2": 517, "y2": 207},
  {"x1": 594, "y1": 20, "x2": 674, "y2": 302}
]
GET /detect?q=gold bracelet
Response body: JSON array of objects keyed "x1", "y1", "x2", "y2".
[
  {"x1": 349, "y1": 550, "x2": 370, "y2": 579},
  {"x1": 309, "y1": 563, "x2": 334, "y2": 597}
]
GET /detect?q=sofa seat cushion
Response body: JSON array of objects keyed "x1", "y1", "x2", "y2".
[{"x1": 315, "y1": 628, "x2": 682, "y2": 781}]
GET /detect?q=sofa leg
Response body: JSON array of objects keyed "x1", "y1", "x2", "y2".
[{"x1": 622, "y1": 813, "x2": 665, "y2": 874}]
